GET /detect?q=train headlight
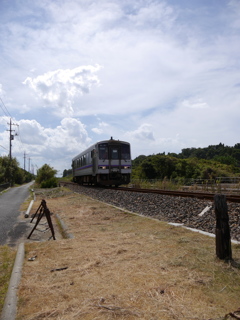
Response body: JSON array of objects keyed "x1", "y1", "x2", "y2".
[
  {"x1": 123, "y1": 166, "x2": 130, "y2": 169},
  {"x1": 100, "y1": 166, "x2": 107, "y2": 169}
]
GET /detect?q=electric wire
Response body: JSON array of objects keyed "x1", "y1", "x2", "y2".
[
  {"x1": 0, "y1": 96, "x2": 12, "y2": 118},
  {"x1": 0, "y1": 97, "x2": 36, "y2": 172}
]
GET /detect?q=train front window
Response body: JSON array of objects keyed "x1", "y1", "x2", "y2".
[
  {"x1": 99, "y1": 144, "x2": 108, "y2": 159},
  {"x1": 121, "y1": 144, "x2": 130, "y2": 160},
  {"x1": 110, "y1": 147, "x2": 119, "y2": 159}
]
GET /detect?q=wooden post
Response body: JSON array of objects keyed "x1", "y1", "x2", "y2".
[{"x1": 214, "y1": 194, "x2": 232, "y2": 260}]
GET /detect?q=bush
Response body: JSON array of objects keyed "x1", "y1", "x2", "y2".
[
  {"x1": 40, "y1": 177, "x2": 58, "y2": 188},
  {"x1": 36, "y1": 164, "x2": 57, "y2": 187}
]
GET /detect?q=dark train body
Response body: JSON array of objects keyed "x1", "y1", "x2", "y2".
[{"x1": 72, "y1": 138, "x2": 131, "y2": 186}]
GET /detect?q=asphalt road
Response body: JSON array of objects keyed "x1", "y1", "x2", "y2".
[{"x1": 0, "y1": 182, "x2": 34, "y2": 246}]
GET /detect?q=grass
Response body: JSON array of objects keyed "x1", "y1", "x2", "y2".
[
  {"x1": 0, "y1": 246, "x2": 16, "y2": 313},
  {"x1": 15, "y1": 190, "x2": 240, "y2": 320}
]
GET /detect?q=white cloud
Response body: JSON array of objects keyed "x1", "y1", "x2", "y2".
[
  {"x1": 0, "y1": 117, "x2": 91, "y2": 173},
  {"x1": 92, "y1": 127, "x2": 103, "y2": 135},
  {"x1": 126, "y1": 124, "x2": 155, "y2": 141},
  {"x1": 23, "y1": 65, "x2": 102, "y2": 116},
  {"x1": 180, "y1": 98, "x2": 209, "y2": 109},
  {"x1": 18, "y1": 119, "x2": 47, "y2": 145},
  {"x1": 91, "y1": 121, "x2": 109, "y2": 134}
]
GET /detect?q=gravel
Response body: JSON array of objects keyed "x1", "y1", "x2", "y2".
[{"x1": 73, "y1": 186, "x2": 240, "y2": 242}]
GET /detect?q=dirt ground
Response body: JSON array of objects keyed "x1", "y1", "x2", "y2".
[{"x1": 16, "y1": 189, "x2": 240, "y2": 320}]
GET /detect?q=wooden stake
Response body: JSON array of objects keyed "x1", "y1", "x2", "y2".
[{"x1": 214, "y1": 194, "x2": 232, "y2": 260}]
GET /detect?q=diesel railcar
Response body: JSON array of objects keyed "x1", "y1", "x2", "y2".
[{"x1": 72, "y1": 138, "x2": 131, "y2": 186}]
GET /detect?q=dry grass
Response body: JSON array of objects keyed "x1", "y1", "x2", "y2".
[
  {"x1": 0, "y1": 246, "x2": 16, "y2": 313},
  {"x1": 16, "y1": 189, "x2": 240, "y2": 320}
]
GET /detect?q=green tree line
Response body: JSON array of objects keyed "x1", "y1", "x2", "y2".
[
  {"x1": 0, "y1": 156, "x2": 34, "y2": 185},
  {"x1": 132, "y1": 143, "x2": 240, "y2": 181}
]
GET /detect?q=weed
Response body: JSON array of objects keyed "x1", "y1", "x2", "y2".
[{"x1": 0, "y1": 246, "x2": 16, "y2": 313}]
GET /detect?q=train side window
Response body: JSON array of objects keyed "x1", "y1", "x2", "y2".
[
  {"x1": 99, "y1": 144, "x2": 108, "y2": 159},
  {"x1": 87, "y1": 152, "x2": 91, "y2": 164}
]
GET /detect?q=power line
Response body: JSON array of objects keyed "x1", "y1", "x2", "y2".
[
  {"x1": 0, "y1": 96, "x2": 12, "y2": 118},
  {"x1": 15, "y1": 124, "x2": 24, "y2": 146},
  {"x1": 0, "y1": 145, "x2": 8, "y2": 151}
]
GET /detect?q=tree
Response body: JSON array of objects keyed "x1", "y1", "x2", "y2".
[
  {"x1": 36, "y1": 164, "x2": 57, "y2": 188},
  {"x1": 0, "y1": 156, "x2": 26, "y2": 184},
  {"x1": 140, "y1": 160, "x2": 156, "y2": 179},
  {"x1": 132, "y1": 155, "x2": 147, "y2": 168},
  {"x1": 62, "y1": 169, "x2": 72, "y2": 177}
]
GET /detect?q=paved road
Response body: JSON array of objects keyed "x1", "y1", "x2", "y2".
[{"x1": 0, "y1": 182, "x2": 34, "y2": 246}]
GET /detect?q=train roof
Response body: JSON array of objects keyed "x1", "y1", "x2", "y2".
[{"x1": 72, "y1": 138, "x2": 130, "y2": 161}]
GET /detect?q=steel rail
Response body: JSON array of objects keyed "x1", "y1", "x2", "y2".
[
  {"x1": 59, "y1": 181, "x2": 240, "y2": 203},
  {"x1": 116, "y1": 187, "x2": 240, "y2": 203}
]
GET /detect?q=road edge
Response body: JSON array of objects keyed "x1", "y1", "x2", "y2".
[{"x1": 1, "y1": 242, "x2": 25, "y2": 320}]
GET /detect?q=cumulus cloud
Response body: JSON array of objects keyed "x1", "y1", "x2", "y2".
[
  {"x1": 0, "y1": 117, "x2": 92, "y2": 172},
  {"x1": 23, "y1": 65, "x2": 102, "y2": 116},
  {"x1": 17, "y1": 119, "x2": 47, "y2": 145},
  {"x1": 17, "y1": 117, "x2": 90, "y2": 151},
  {"x1": 92, "y1": 128, "x2": 103, "y2": 134},
  {"x1": 91, "y1": 121, "x2": 109, "y2": 134},
  {"x1": 126, "y1": 124, "x2": 155, "y2": 141}
]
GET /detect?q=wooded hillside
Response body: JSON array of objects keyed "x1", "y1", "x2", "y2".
[{"x1": 132, "y1": 143, "x2": 240, "y2": 181}]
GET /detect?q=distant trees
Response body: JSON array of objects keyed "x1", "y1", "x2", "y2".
[
  {"x1": 178, "y1": 143, "x2": 240, "y2": 164},
  {"x1": 132, "y1": 143, "x2": 240, "y2": 181},
  {"x1": 0, "y1": 156, "x2": 33, "y2": 185},
  {"x1": 62, "y1": 169, "x2": 72, "y2": 177},
  {"x1": 36, "y1": 164, "x2": 58, "y2": 188}
]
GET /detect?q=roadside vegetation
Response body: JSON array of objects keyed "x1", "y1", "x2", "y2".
[
  {"x1": 35, "y1": 164, "x2": 58, "y2": 188},
  {"x1": 0, "y1": 156, "x2": 34, "y2": 186},
  {"x1": 0, "y1": 246, "x2": 16, "y2": 313}
]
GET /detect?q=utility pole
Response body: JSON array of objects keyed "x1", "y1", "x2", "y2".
[
  {"x1": 23, "y1": 151, "x2": 28, "y2": 171},
  {"x1": 7, "y1": 118, "x2": 15, "y2": 161},
  {"x1": 7, "y1": 118, "x2": 17, "y2": 185},
  {"x1": 28, "y1": 157, "x2": 31, "y2": 173}
]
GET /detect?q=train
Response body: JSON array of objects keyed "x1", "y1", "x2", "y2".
[{"x1": 72, "y1": 138, "x2": 131, "y2": 186}]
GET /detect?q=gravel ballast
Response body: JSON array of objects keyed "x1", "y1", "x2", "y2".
[{"x1": 71, "y1": 186, "x2": 240, "y2": 242}]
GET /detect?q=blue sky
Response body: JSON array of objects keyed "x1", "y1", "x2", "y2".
[{"x1": 0, "y1": 0, "x2": 240, "y2": 175}]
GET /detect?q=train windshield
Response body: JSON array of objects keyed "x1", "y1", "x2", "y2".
[
  {"x1": 110, "y1": 147, "x2": 119, "y2": 159},
  {"x1": 121, "y1": 144, "x2": 130, "y2": 160},
  {"x1": 98, "y1": 143, "x2": 108, "y2": 159},
  {"x1": 99, "y1": 142, "x2": 130, "y2": 160}
]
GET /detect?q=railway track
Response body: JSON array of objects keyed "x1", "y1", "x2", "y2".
[
  {"x1": 60, "y1": 181, "x2": 240, "y2": 203},
  {"x1": 59, "y1": 181, "x2": 240, "y2": 242}
]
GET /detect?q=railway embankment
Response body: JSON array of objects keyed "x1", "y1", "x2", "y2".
[{"x1": 65, "y1": 185, "x2": 240, "y2": 242}]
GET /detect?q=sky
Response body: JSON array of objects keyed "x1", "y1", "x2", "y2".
[{"x1": 0, "y1": 0, "x2": 240, "y2": 176}]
